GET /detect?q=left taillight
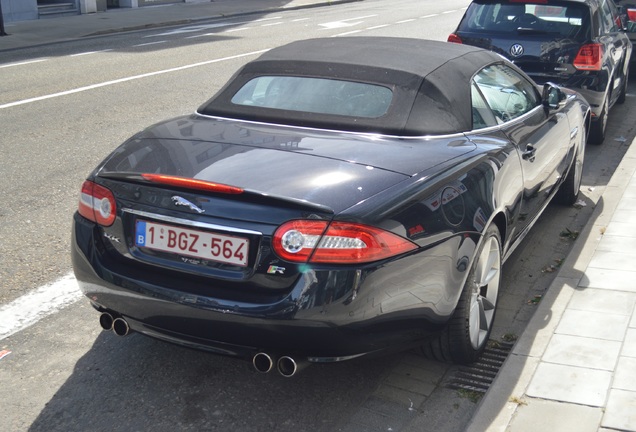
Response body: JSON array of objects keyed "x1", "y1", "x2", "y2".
[
  {"x1": 447, "y1": 34, "x2": 462, "y2": 44},
  {"x1": 272, "y1": 220, "x2": 418, "y2": 264},
  {"x1": 78, "y1": 180, "x2": 116, "y2": 227}
]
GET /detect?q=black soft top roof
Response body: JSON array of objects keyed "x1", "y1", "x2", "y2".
[{"x1": 198, "y1": 37, "x2": 509, "y2": 136}]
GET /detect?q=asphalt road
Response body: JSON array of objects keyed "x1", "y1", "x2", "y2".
[{"x1": 1, "y1": 0, "x2": 635, "y2": 430}]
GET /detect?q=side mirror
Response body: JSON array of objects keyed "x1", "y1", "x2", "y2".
[{"x1": 542, "y1": 83, "x2": 566, "y2": 110}]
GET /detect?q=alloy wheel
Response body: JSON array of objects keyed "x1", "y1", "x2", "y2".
[{"x1": 468, "y1": 235, "x2": 501, "y2": 349}]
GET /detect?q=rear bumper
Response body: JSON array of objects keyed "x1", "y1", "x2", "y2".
[{"x1": 72, "y1": 214, "x2": 462, "y2": 361}]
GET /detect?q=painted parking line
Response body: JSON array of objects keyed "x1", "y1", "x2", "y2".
[
  {"x1": 0, "y1": 272, "x2": 81, "y2": 340},
  {"x1": 0, "y1": 49, "x2": 269, "y2": 110},
  {"x1": 0, "y1": 59, "x2": 48, "y2": 69}
]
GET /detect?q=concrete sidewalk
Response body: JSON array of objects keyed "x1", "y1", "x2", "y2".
[
  {"x1": 0, "y1": 0, "x2": 359, "y2": 52},
  {"x1": 467, "y1": 135, "x2": 636, "y2": 431}
]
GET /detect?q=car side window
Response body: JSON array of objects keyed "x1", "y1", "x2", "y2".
[
  {"x1": 473, "y1": 64, "x2": 540, "y2": 123},
  {"x1": 470, "y1": 83, "x2": 498, "y2": 129}
]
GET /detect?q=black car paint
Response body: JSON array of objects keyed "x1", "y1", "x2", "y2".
[{"x1": 72, "y1": 105, "x2": 581, "y2": 360}]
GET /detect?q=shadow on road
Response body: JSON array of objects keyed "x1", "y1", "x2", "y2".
[{"x1": 27, "y1": 330, "x2": 399, "y2": 431}]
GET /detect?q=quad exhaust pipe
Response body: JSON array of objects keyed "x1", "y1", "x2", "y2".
[
  {"x1": 252, "y1": 352, "x2": 307, "y2": 377},
  {"x1": 277, "y1": 356, "x2": 306, "y2": 378},
  {"x1": 99, "y1": 315, "x2": 303, "y2": 374},
  {"x1": 252, "y1": 352, "x2": 275, "y2": 373},
  {"x1": 98, "y1": 312, "x2": 130, "y2": 336}
]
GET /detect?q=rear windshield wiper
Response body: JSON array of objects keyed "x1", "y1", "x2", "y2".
[{"x1": 516, "y1": 27, "x2": 549, "y2": 34}]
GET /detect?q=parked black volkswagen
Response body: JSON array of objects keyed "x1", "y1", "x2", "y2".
[
  {"x1": 617, "y1": 0, "x2": 636, "y2": 62},
  {"x1": 449, "y1": 0, "x2": 632, "y2": 145}
]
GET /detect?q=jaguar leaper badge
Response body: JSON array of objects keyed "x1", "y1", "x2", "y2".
[{"x1": 171, "y1": 196, "x2": 205, "y2": 214}]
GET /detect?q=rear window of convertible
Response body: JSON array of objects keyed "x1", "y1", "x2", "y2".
[{"x1": 230, "y1": 76, "x2": 394, "y2": 118}]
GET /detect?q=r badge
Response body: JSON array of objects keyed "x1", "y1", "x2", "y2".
[{"x1": 267, "y1": 265, "x2": 286, "y2": 275}]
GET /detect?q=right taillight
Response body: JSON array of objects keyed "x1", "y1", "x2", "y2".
[
  {"x1": 447, "y1": 34, "x2": 463, "y2": 44},
  {"x1": 573, "y1": 43, "x2": 603, "y2": 71},
  {"x1": 78, "y1": 180, "x2": 116, "y2": 226},
  {"x1": 627, "y1": 8, "x2": 636, "y2": 22},
  {"x1": 272, "y1": 220, "x2": 417, "y2": 264}
]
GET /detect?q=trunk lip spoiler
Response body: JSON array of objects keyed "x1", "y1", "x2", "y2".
[{"x1": 97, "y1": 172, "x2": 335, "y2": 215}]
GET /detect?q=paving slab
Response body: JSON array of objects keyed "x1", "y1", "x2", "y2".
[
  {"x1": 507, "y1": 399, "x2": 602, "y2": 432},
  {"x1": 602, "y1": 389, "x2": 636, "y2": 431},
  {"x1": 555, "y1": 309, "x2": 630, "y2": 341},
  {"x1": 525, "y1": 362, "x2": 612, "y2": 406},
  {"x1": 542, "y1": 334, "x2": 621, "y2": 371},
  {"x1": 567, "y1": 288, "x2": 636, "y2": 315}
]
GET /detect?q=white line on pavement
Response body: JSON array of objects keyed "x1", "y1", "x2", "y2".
[
  {"x1": 0, "y1": 272, "x2": 81, "y2": 340},
  {"x1": 0, "y1": 49, "x2": 269, "y2": 110},
  {"x1": 70, "y1": 49, "x2": 114, "y2": 57},
  {"x1": 133, "y1": 40, "x2": 168, "y2": 47},
  {"x1": 0, "y1": 58, "x2": 48, "y2": 69},
  {"x1": 332, "y1": 30, "x2": 363, "y2": 37}
]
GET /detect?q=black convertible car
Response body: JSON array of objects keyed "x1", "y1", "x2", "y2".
[{"x1": 72, "y1": 38, "x2": 590, "y2": 377}]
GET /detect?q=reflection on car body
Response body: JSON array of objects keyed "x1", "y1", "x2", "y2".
[
  {"x1": 449, "y1": 0, "x2": 632, "y2": 145},
  {"x1": 72, "y1": 38, "x2": 590, "y2": 377}
]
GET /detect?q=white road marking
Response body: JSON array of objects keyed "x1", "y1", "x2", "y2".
[
  {"x1": 253, "y1": 16, "x2": 283, "y2": 22},
  {"x1": 367, "y1": 24, "x2": 389, "y2": 30},
  {"x1": 147, "y1": 22, "x2": 238, "y2": 37},
  {"x1": 0, "y1": 59, "x2": 48, "y2": 69},
  {"x1": 224, "y1": 27, "x2": 250, "y2": 33},
  {"x1": 332, "y1": 30, "x2": 363, "y2": 37},
  {"x1": 149, "y1": 17, "x2": 278, "y2": 36},
  {"x1": 0, "y1": 49, "x2": 269, "y2": 110},
  {"x1": 421, "y1": 14, "x2": 439, "y2": 18},
  {"x1": 319, "y1": 14, "x2": 378, "y2": 29},
  {"x1": 133, "y1": 41, "x2": 168, "y2": 47},
  {"x1": 262, "y1": 22, "x2": 284, "y2": 27},
  {"x1": 396, "y1": 19, "x2": 416, "y2": 24},
  {"x1": 70, "y1": 49, "x2": 114, "y2": 57},
  {"x1": 0, "y1": 273, "x2": 81, "y2": 340}
]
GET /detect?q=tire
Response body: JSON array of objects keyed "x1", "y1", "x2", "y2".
[
  {"x1": 589, "y1": 93, "x2": 608, "y2": 145},
  {"x1": 421, "y1": 225, "x2": 502, "y2": 364},
  {"x1": 555, "y1": 146, "x2": 584, "y2": 206}
]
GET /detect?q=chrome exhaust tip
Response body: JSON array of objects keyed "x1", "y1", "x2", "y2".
[
  {"x1": 277, "y1": 356, "x2": 305, "y2": 378},
  {"x1": 112, "y1": 317, "x2": 130, "y2": 336},
  {"x1": 253, "y1": 352, "x2": 274, "y2": 373},
  {"x1": 99, "y1": 312, "x2": 114, "y2": 331}
]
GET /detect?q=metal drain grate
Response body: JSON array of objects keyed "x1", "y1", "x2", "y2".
[{"x1": 446, "y1": 341, "x2": 514, "y2": 393}]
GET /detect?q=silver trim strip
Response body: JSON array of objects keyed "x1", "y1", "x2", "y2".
[
  {"x1": 194, "y1": 111, "x2": 467, "y2": 141},
  {"x1": 122, "y1": 208, "x2": 263, "y2": 236}
]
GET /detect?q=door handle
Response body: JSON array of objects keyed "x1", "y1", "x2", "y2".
[{"x1": 522, "y1": 144, "x2": 536, "y2": 162}]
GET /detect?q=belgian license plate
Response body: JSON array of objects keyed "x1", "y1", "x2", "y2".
[{"x1": 135, "y1": 220, "x2": 249, "y2": 267}]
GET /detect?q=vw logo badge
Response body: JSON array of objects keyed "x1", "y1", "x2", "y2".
[{"x1": 510, "y1": 44, "x2": 524, "y2": 58}]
